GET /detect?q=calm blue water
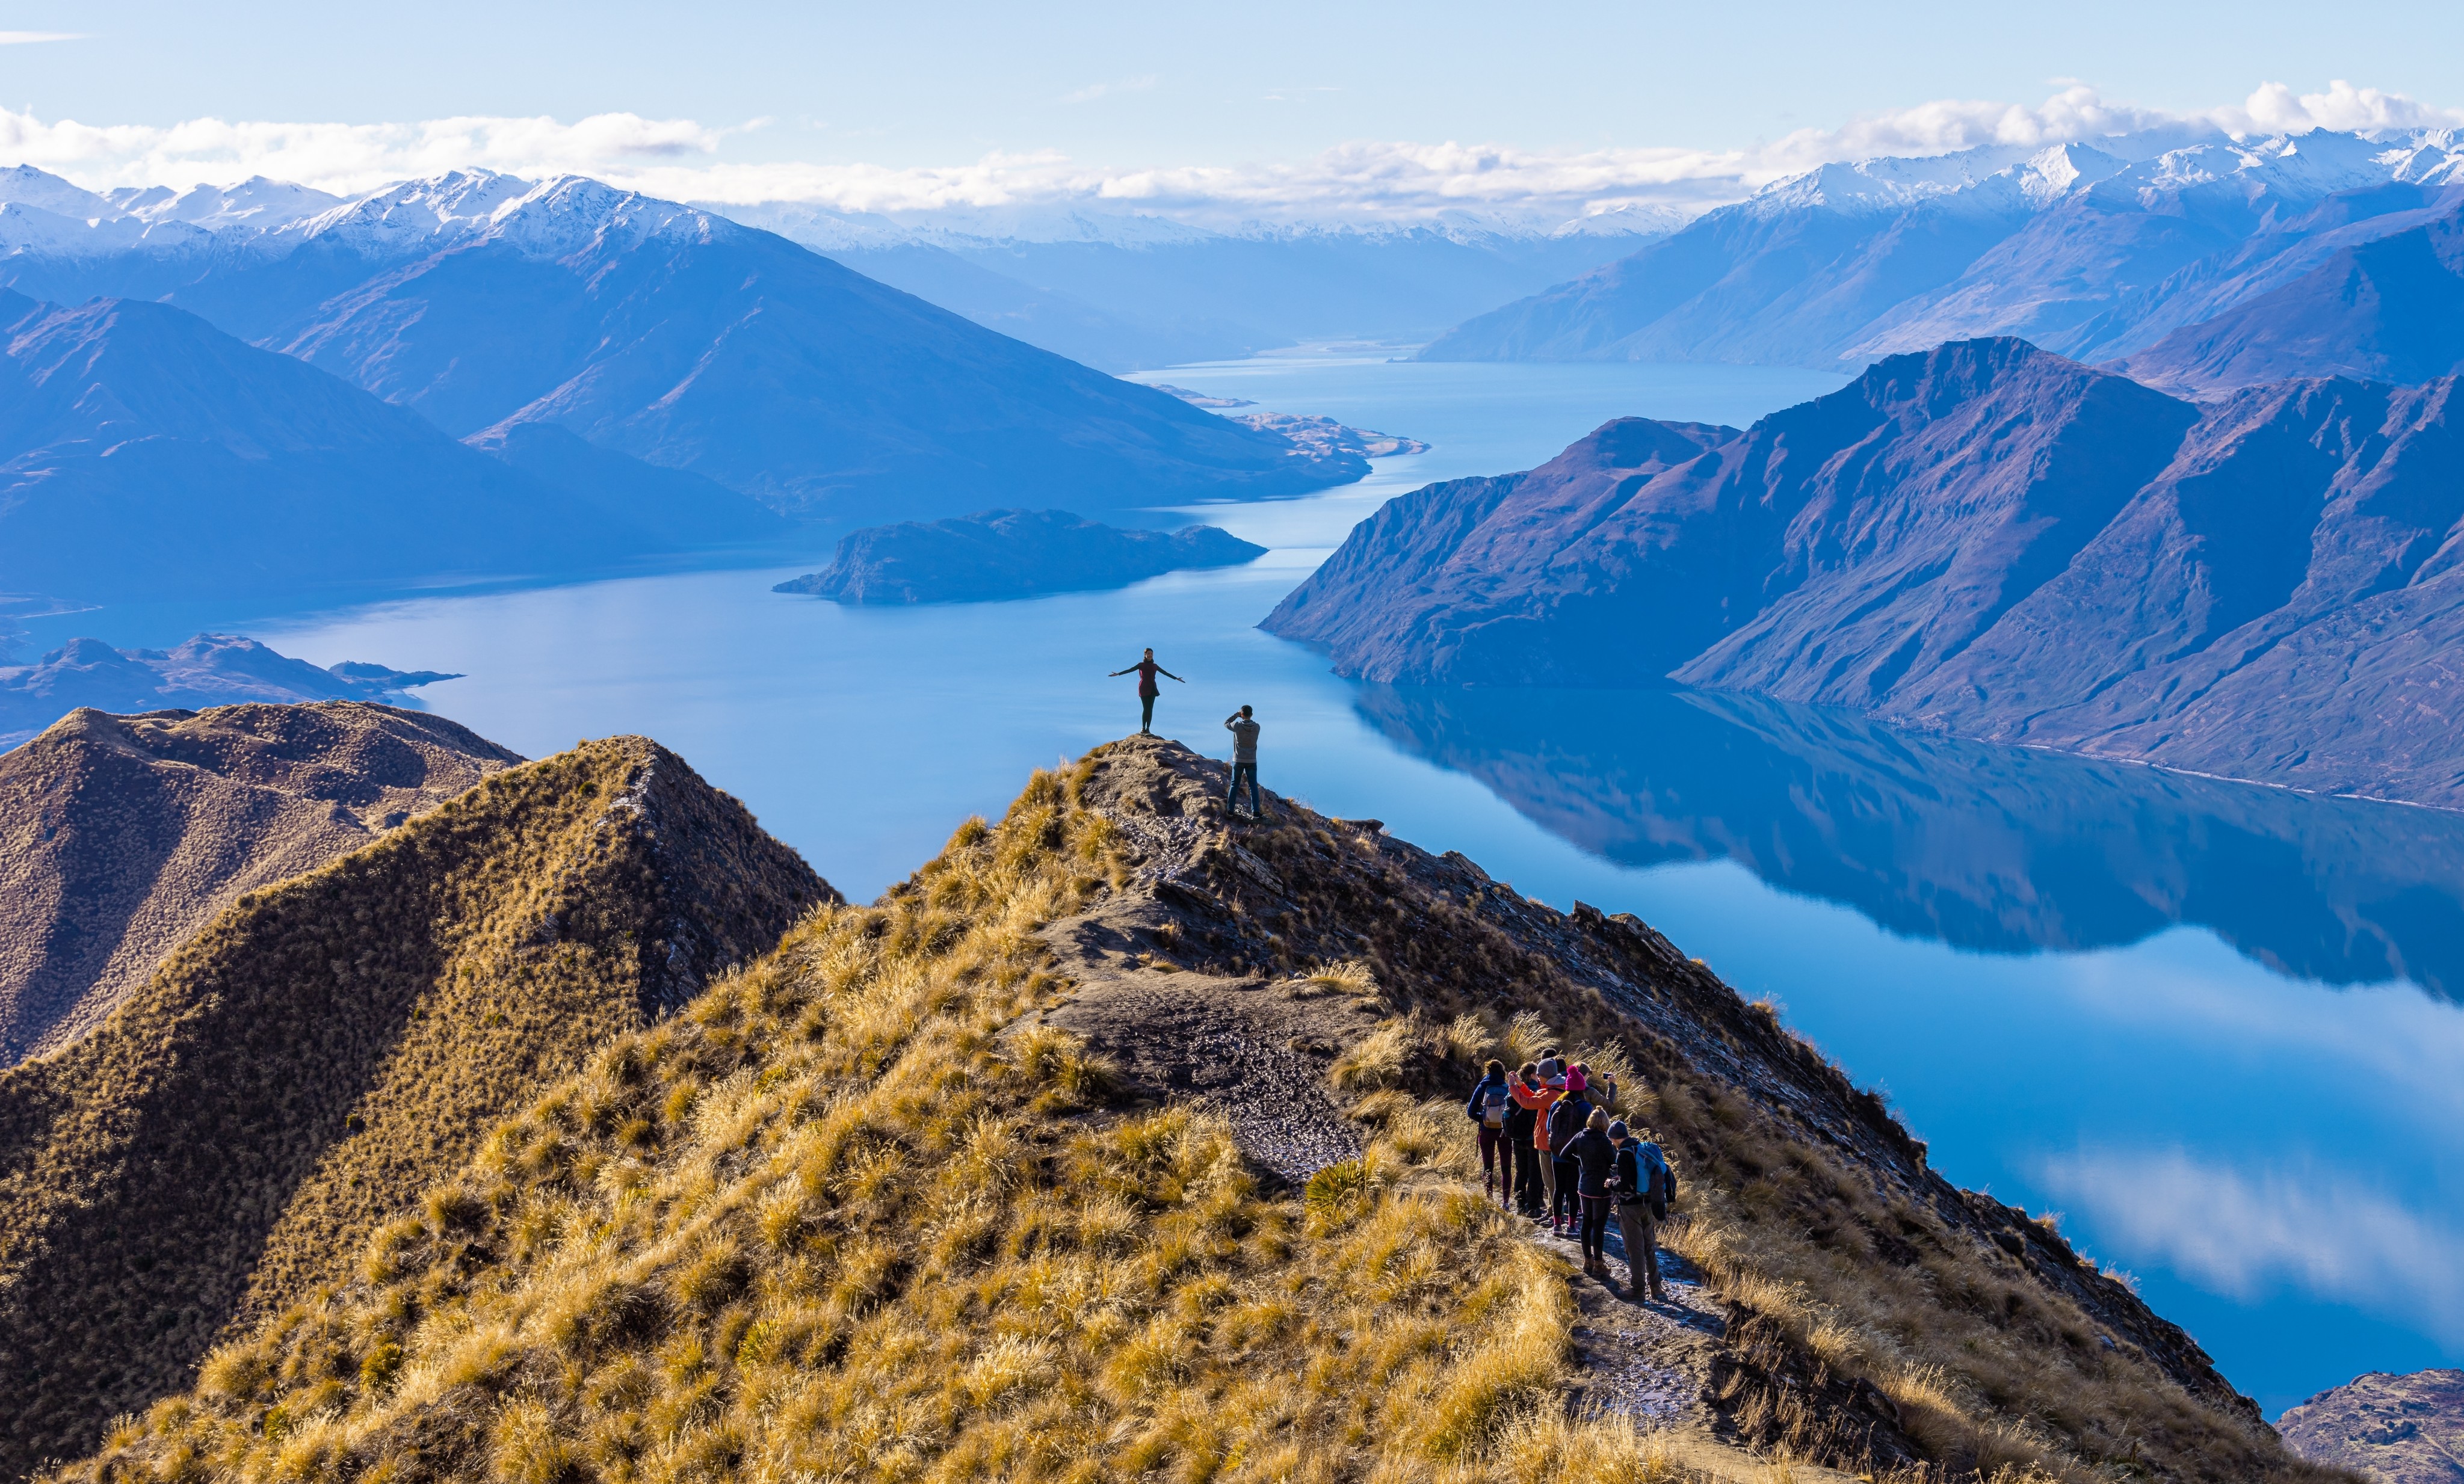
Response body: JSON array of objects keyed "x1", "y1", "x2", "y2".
[{"x1": 193, "y1": 349, "x2": 2461, "y2": 1415}]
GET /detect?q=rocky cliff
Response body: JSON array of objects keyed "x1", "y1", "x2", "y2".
[{"x1": 1266, "y1": 338, "x2": 2464, "y2": 808}]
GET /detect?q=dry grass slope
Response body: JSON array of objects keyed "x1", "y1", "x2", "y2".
[
  {"x1": 0, "y1": 703, "x2": 522, "y2": 1065},
  {"x1": 0, "y1": 734, "x2": 831, "y2": 1478},
  {"x1": 47, "y1": 762, "x2": 1690, "y2": 1484},
  {"x1": 40, "y1": 739, "x2": 2354, "y2": 1484}
]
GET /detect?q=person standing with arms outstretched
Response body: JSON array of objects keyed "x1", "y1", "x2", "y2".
[
  {"x1": 1109, "y1": 648, "x2": 1184, "y2": 736},
  {"x1": 1224, "y1": 704, "x2": 1264, "y2": 818}
]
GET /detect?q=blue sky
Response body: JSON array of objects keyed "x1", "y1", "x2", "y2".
[{"x1": 4, "y1": 1, "x2": 2462, "y2": 217}]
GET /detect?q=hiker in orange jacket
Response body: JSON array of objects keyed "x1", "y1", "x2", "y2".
[{"x1": 1509, "y1": 1056, "x2": 1567, "y2": 1224}]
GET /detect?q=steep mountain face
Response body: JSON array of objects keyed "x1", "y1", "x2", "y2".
[
  {"x1": 40, "y1": 738, "x2": 2337, "y2": 1484},
  {"x1": 1, "y1": 633, "x2": 458, "y2": 748},
  {"x1": 2117, "y1": 205, "x2": 2464, "y2": 391},
  {"x1": 1266, "y1": 339, "x2": 2464, "y2": 807},
  {"x1": 0, "y1": 730, "x2": 832, "y2": 1477},
  {"x1": 1419, "y1": 132, "x2": 2464, "y2": 386},
  {"x1": 0, "y1": 703, "x2": 518, "y2": 1066},
  {"x1": 774, "y1": 507, "x2": 1266, "y2": 603},
  {"x1": 0, "y1": 170, "x2": 1362, "y2": 524},
  {"x1": 2279, "y1": 1369, "x2": 2464, "y2": 1482},
  {"x1": 0, "y1": 292, "x2": 774, "y2": 608}
]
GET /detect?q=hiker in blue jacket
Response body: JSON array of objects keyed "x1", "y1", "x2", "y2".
[
  {"x1": 1465, "y1": 1060, "x2": 1514, "y2": 1208},
  {"x1": 1609, "y1": 1119, "x2": 1673, "y2": 1301}
]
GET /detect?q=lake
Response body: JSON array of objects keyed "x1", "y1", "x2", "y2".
[{"x1": 199, "y1": 347, "x2": 2464, "y2": 1415}]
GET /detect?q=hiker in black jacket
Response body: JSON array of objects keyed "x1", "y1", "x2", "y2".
[
  {"x1": 1567, "y1": 1108, "x2": 1620, "y2": 1278},
  {"x1": 1502, "y1": 1064, "x2": 1542, "y2": 1216},
  {"x1": 1609, "y1": 1119, "x2": 1672, "y2": 1301},
  {"x1": 1546, "y1": 1082, "x2": 1596, "y2": 1236}
]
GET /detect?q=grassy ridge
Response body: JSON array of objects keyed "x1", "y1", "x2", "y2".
[
  {"x1": 34, "y1": 742, "x2": 2350, "y2": 1483},
  {"x1": 49, "y1": 763, "x2": 1683, "y2": 1484},
  {"x1": 0, "y1": 736, "x2": 829, "y2": 1476}
]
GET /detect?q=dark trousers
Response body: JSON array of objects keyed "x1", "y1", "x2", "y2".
[
  {"x1": 1510, "y1": 1139, "x2": 1542, "y2": 1212},
  {"x1": 1478, "y1": 1127, "x2": 1504, "y2": 1196},
  {"x1": 1579, "y1": 1194, "x2": 1612, "y2": 1263},
  {"x1": 1616, "y1": 1201, "x2": 1663, "y2": 1296},
  {"x1": 1140, "y1": 692, "x2": 1156, "y2": 733},
  {"x1": 1552, "y1": 1155, "x2": 1579, "y2": 1226},
  {"x1": 1229, "y1": 759, "x2": 1262, "y2": 815}
]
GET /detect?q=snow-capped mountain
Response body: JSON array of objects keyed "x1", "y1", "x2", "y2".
[{"x1": 1423, "y1": 128, "x2": 2464, "y2": 386}]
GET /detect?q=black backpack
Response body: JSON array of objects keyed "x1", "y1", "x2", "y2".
[{"x1": 1546, "y1": 1096, "x2": 1589, "y2": 1156}]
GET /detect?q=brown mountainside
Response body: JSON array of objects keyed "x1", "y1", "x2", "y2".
[
  {"x1": 2281, "y1": 1369, "x2": 2464, "y2": 1483},
  {"x1": 0, "y1": 731, "x2": 833, "y2": 1477},
  {"x1": 50, "y1": 737, "x2": 2344, "y2": 1484},
  {"x1": 0, "y1": 703, "x2": 520, "y2": 1067}
]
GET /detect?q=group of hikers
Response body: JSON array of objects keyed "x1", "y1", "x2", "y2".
[
  {"x1": 1113, "y1": 653, "x2": 1673, "y2": 1296},
  {"x1": 1467, "y1": 1053, "x2": 1675, "y2": 1301},
  {"x1": 1111, "y1": 648, "x2": 1265, "y2": 819}
]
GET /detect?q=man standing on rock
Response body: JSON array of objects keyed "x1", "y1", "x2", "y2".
[
  {"x1": 1110, "y1": 648, "x2": 1184, "y2": 736},
  {"x1": 1223, "y1": 705, "x2": 1264, "y2": 818}
]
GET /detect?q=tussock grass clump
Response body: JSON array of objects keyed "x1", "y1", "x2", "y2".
[{"x1": 54, "y1": 763, "x2": 1656, "y2": 1484}]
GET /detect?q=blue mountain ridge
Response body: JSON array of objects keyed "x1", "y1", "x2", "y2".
[{"x1": 1265, "y1": 337, "x2": 2464, "y2": 808}]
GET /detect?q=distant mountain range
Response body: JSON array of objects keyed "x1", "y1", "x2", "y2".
[
  {"x1": 1267, "y1": 337, "x2": 2464, "y2": 808},
  {"x1": 0, "y1": 168, "x2": 1372, "y2": 610},
  {"x1": 0, "y1": 633, "x2": 458, "y2": 748},
  {"x1": 710, "y1": 203, "x2": 1662, "y2": 371},
  {"x1": 0, "y1": 289, "x2": 777, "y2": 609},
  {"x1": 1422, "y1": 131, "x2": 2464, "y2": 392}
]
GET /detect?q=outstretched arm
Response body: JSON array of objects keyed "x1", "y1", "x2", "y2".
[
  {"x1": 1107, "y1": 665, "x2": 1133, "y2": 676},
  {"x1": 1161, "y1": 668, "x2": 1185, "y2": 682}
]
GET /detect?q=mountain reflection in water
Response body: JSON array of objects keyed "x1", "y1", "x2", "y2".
[{"x1": 1356, "y1": 684, "x2": 2464, "y2": 1002}]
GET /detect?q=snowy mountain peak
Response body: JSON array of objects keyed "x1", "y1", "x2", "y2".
[
  {"x1": 2005, "y1": 143, "x2": 2128, "y2": 206},
  {"x1": 1747, "y1": 143, "x2": 2042, "y2": 215},
  {"x1": 0, "y1": 165, "x2": 117, "y2": 224}
]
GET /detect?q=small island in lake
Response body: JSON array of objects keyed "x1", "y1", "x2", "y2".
[{"x1": 773, "y1": 508, "x2": 1268, "y2": 605}]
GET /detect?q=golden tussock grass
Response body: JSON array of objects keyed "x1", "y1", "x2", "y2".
[{"x1": 52, "y1": 763, "x2": 1666, "y2": 1484}]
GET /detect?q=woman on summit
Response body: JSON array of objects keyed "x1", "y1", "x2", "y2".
[{"x1": 1108, "y1": 648, "x2": 1184, "y2": 736}]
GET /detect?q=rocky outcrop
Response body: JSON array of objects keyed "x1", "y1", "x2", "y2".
[
  {"x1": 1266, "y1": 337, "x2": 2464, "y2": 808},
  {"x1": 2280, "y1": 1369, "x2": 2464, "y2": 1482},
  {"x1": 774, "y1": 507, "x2": 1265, "y2": 604},
  {"x1": 0, "y1": 702, "x2": 519, "y2": 1065}
]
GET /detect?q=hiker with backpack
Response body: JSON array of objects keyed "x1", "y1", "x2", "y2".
[
  {"x1": 1504, "y1": 1062, "x2": 1543, "y2": 1216},
  {"x1": 1566, "y1": 1107, "x2": 1621, "y2": 1278},
  {"x1": 1545, "y1": 1067, "x2": 1598, "y2": 1237},
  {"x1": 1464, "y1": 1060, "x2": 1515, "y2": 1208},
  {"x1": 1609, "y1": 1119, "x2": 1675, "y2": 1301}
]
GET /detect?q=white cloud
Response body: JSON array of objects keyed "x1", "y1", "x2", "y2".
[
  {"x1": 1061, "y1": 75, "x2": 1158, "y2": 105},
  {"x1": 3, "y1": 80, "x2": 2459, "y2": 229},
  {"x1": 0, "y1": 31, "x2": 79, "y2": 44},
  {"x1": 2037, "y1": 1145, "x2": 2464, "y2": 1344}
]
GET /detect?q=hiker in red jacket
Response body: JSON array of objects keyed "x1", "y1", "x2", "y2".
[{"x1": 1109, "y1": 648, "x2": 1184, "y2": 736}]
